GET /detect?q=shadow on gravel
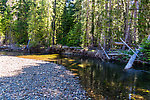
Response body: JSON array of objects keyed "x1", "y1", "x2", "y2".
[{"x1": 0, "y1": 63, "x2": 88, "y2": 99}]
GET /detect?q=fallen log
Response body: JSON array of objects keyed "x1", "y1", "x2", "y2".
[
  {"x1": 120, "y1": 38, "x2": 139, "y2": 57},
  {"x1": 124, "y1": 49, "x2": 140, "y2": 69},
  {"x1": 124, "y1": 35, "x2": 150, "y2": 69}
]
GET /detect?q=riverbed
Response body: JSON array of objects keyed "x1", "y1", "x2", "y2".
[{"x1": 0, "y1": 51, "x2": 150, "y2": 99}]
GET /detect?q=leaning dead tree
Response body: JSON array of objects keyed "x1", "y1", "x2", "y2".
[
  {"x1": 99, "y1": 43, "x2": 110, "y2": 60},
  {"x1": 120, "y1": 38, "x2": 139, "y2": 57},
  {"x1": 124, "y1": 35, "x2": 150, "y2": 69}
]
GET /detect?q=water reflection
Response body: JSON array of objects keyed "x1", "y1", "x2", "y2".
[
  {"x1": 2, "y1": 52, "x2": 150, "y2": 99},
  {"x1": 57, "y1": 56, "x2": 150, "y2": 99}
]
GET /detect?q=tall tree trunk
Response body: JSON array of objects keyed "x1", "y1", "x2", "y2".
[
  {"x1": 47, "y1": 0, "x2": 51, "y2": 47},
  {"x1": 108, "y1": 0, "x2": 112, "y2": 50},
  {"x1": 129, "y1": 10, "x2": 134, "y2": 44},
  {"x1": 103, "y1": 0, "x2": 108, "y2": 49},
  {"x1": 9, "y1": 24, "x2": 12, "y2": 45},
  {"x1": 123, "y1": 0, "x2": 129, "y2": 50},
  {"x1": 91, "y1": 0, "x2": 95, "y2": 46},
  {"x1": 133, "y1": 0, "x2": 137, "y2": 44},
  {"x1": 85, "y1": 0, "x2": 89, "y2": 47},
  {"x1": 52, "y1": 0, "x2": 56, "y2": 45}
]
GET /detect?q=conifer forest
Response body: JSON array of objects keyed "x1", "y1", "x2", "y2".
[
  {"x1": 1, "y1": 0, "x2": 150, "y2": 63},
  {"x1": 0, "y1": 0, "x2": 150, "y2": 99}
]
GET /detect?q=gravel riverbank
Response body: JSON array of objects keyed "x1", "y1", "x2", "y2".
[{"x1": 0, "y1": 56, "x2": 89, "y2": 99}]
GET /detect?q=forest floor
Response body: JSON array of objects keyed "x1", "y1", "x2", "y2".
[{"x1": 0, "y1": 55, "x2": 89, "y2": 99}]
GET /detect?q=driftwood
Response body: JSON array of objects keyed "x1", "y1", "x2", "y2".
[{"x1": 124, "y1": 35, "x2": 150, "y2": 69}]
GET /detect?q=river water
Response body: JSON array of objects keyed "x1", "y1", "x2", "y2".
[{"x1": 0, "y1": 51, "x2": 150, "y2": 99}]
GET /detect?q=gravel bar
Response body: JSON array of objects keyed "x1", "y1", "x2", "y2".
[{"x1": 0, "y1": 56, "x2": 90, "y2": 99}]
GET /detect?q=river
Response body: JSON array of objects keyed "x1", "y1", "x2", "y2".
[{"x1": 0, "y1": 51, "x2": 150, "y2": 99}]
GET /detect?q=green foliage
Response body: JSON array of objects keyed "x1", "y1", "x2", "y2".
[
  {"x1": 141, "y1": 38, "x2": 150, "y2": 61},
  {"x1": 66, "y1": 23, "x2": 82, "y2": 46},
  {"x1": 0, "y1": 5, "x2": 14, "y2": 44},
  {"x1": 28, "y1": 40, "x2": 39, "y2": 48},
  {"x1": 56, "y1": 1, "x2": 75, "y2": 46},
  {"x1": 121, "y1": 50, "x2": 134, "y2": 56},
  {"x1": 13, "y1": 0, "x2": 31, "y2": 44},
  {"x1": 0, "y1": 0, "x2": 149, "y2": 54},
  {"x1": 0, "y1": 15, "x2": 3, "y2": 36}
]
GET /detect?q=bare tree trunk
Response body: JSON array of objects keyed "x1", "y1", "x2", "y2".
[
  {"x1": 108, "y1": 0, "x2": 112, "y2": 49},
  {"x1": 52, "y1": 0, "x2": 56, "y2": 45},
  {"x1": 129, "y1": 10, "x2": 134, "y2": 44},
  {"x1": 103, "y1": 0, "x2": 108, "y2": 49},
  {"x1": 85, "y1": 0, "x2": 89, "y2": 47},
  {"x1": 133, "y1": 0, "x2": 138, "y2": 44},
  {"x1": 123, "y1": 0, "x2": 130, "y2": 50},
  {"x1": 9, "y1": 25, "x2": 12, "y2": 45},
  {"x1": 91, "y1": 0, "x2": 95, "y2": 47},
  {"x1": 47, "y1": 1, "x2": 50, "y2": 47}
]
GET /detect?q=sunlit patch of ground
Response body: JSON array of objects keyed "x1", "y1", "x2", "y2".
[
  {"x1": 18, "y1": 54, "x2": 76, "y2": 63},
  {"x1": 17, "y1": 54, "x2": 59, "y2": 62},
  {"x1": 0, "y1": 56, "x2": 47, "y2": 77},
  {"x1": 18, "y1": 54, "x2": 80, "y2": 76}
]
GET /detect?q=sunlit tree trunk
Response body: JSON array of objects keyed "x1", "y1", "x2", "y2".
[
  {"x1": 91, "y1": 0, "x2": 95, "y2": 46},
  {"x1": 103, "y1": 0, "x2": 108, "y2": 49},
  {"x1": 128, "y1": 10, "x2": 134, "y2": 44},
  {"x1": 133, "y1": 0, "x2": 138, "y2": 44},
  {"x1": 85, "y1": 0, "x2": 89, "y2": 47},
  {"x1": 52, "y1": 0, "x2": 56, "y2": 45},
  {"x1": 123, "y1": 0, "x2": 129, "y2": 50},
  {"x1": 108, "y1": 0, "x2": 112, "y2": 50},
  {"x1": 47, "y1": 0, "x2": 51, "y2": 47}
]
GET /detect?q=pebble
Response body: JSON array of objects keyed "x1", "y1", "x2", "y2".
[{"x1": 0, "y1": 56, "x2": 89, "y2": 99}]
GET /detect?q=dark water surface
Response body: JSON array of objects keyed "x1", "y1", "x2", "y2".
[{"x1": 1, "y1": 51, "x2": 150, "y2": 99}]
